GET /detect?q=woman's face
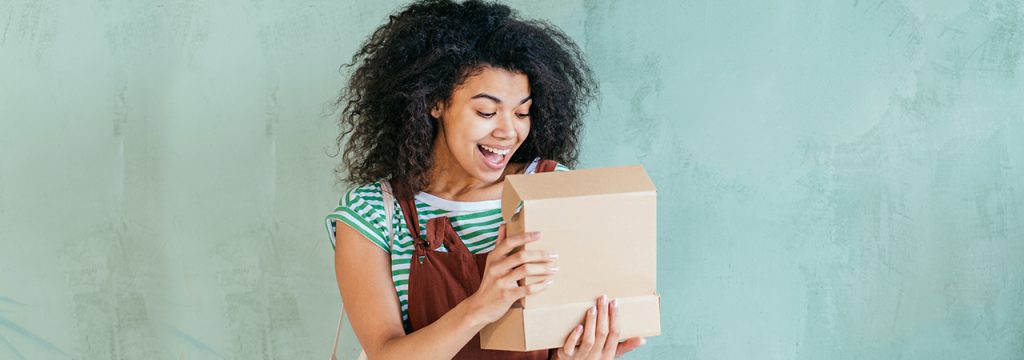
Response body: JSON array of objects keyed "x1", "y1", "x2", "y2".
[{"x1": 431, "y1": 66, "x2": 532, "y2": 183}]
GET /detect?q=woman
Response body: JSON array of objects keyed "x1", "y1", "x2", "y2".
[{"x1": 326, "y1": 1, "x2": 645, "y2": 358}]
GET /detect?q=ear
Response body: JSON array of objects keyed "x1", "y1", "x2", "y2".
[{"x1": 430, "y1": 102, "x2": 444, "y2": 120}]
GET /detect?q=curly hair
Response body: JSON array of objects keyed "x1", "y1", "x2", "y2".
[{"x1": 333, "y1": 0, "x2": 596, "y2": 194}]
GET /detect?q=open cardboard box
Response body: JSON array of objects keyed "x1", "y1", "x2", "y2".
[{"x1": 479, "y1": 165, "x2": 661, "y2": 351}]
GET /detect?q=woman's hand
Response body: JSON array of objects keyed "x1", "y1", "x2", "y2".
[
  {"x1": 552, "y1": 295, "x2": 647, "y2": 359},
  {"x1": 465, "y1": 224, "x2": 558, "y2": 325}
]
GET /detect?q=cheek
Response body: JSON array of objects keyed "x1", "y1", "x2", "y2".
[
  {"x1": 518, "y1": 120, "x2": 531, "y2": 142},
  {"x1": 470, "y1": 122, "x2": 495, "y2": 143},
  {"x1": 444, "y1": 113, "x2": 483, "y2": 143}
]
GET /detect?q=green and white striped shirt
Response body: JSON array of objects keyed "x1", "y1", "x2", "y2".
[{"x1": 325, "y1": 157, "x2": 569, "y2": 331}]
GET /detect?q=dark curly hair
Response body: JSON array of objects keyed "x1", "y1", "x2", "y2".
[{"x1": 333, "y1": 0, "x2": 596, "y2": 194}]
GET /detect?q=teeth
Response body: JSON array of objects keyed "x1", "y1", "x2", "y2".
[{"x1": 480, "y1": 145, "x2": 510, "y2": 156}]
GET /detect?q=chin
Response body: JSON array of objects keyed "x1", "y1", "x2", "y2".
[{"x1": 472, "y1": 166, "x2": 504, "y2": 182}]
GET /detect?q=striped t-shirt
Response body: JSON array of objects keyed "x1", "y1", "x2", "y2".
[{"x1": 325, "y1": 157, "x2": 569, "y2": 331}]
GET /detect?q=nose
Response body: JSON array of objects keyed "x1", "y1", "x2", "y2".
[{"x1": 493, "y1": 113, "x2": 517, "y2": 139}]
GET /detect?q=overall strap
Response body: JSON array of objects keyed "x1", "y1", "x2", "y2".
[
  {"x1": 535, "y1": 159, "x2": 559, "y2": 173},
  {"x1": 427, "y1": 215, "x2": 472, "y2": 253},
  {"x1": 390, "y1": 179, "x2": 426, "y2": 246}
]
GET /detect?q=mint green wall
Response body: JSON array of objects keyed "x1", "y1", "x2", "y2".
[{"x1": 1, "y1": 1, "x2": 1022, "y2": 359}]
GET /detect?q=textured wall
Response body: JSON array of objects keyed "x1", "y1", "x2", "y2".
[{"x1": 1, "y1": 0, "x2": 1022, "y2": 359}]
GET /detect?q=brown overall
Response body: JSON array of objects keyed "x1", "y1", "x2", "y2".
[{"x1": 391, "y1": 160, "x2": 559, "y2": 360}]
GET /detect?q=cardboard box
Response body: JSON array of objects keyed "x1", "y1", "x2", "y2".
[{"x1": 479, "y1": 165, "x2": 661, "y2": 351}]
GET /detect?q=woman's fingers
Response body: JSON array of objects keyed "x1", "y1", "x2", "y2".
[
  {"x1": 489, "y1": 248, "x2": 555, "y2": 276},
  {"x1": 578, "y1": 304, "x2": 597, "y2": 355},
  {"x1": 486, "y1": 226, "x2": 557, "y2": 285},
  {"x1": 559, "y1": 324, "x2": 583, "y2": 358},
  {"x1": 501, "y1": 262, "x2": 557, "y2": 283},
  {"x1": 563, "y1": 298, "x2": 636, "y2": 359},
  {"x1": 602, "y1": 298, "x2": 622, "y2": 355},
  {"x1": 492, "y1": 229, "x2": 541, "y2": 257},
  {"x1": 614, "y1": 337, "x2": 646, "y2": 358},
  {"x1": 595, "y1": 295, "x2": 610, "y2": 350},
  {"x1": 514, "y1": 278, "x2": 553, "y2": 298}
]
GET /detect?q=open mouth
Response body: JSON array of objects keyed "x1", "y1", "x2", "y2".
[{"x1": 478, "y1": 144, "x2": 511, "y2": 169}]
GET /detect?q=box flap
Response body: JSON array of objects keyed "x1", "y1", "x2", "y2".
[{"x1": 501, "y1": 165, "x2": 655, "y2": 221}]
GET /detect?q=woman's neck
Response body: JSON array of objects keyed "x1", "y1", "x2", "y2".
[{"x1": 423, "y1": 138, "x2": 522, "y2": 202}]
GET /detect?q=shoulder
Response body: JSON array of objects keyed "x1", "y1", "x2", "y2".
[
  {"x1": 326, "y1": 181, "x2": 390, "y2": 252},
  {"x1": 338, "y1": 182, "x2": 386, "y2": 208}
]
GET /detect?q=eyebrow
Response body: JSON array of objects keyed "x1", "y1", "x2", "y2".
[{"x1": 470, "y1": 93, "x2": 532, "y2": 105}]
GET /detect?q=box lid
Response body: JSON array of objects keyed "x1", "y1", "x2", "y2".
[{"x1": 501, "y1": 165, "x2": 656, "y2": 220}]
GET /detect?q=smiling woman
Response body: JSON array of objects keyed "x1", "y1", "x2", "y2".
[
  {"x1": 427, "y1": 67, "x2": 535, "y2": 195},
  {"x1": 324, "y1": 1, "x2": 643, "y2": 359},
  {"x1": 332, "y1": 0, "x2": 595, "y2": 197}
]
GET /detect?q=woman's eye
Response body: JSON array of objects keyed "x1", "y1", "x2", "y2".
[
  {"x1": 516, "y1": 113, "x2": 530, "y2": 119},
  {"x1": 478, "y1": 111, "x2": 496, "y2": 118}
]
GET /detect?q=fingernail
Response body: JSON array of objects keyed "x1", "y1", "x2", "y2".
[
  {"x1": 548, "y1": 252, "x2": 559, "y2": 260},
  {"x1": 529, "y1": 231, "x2": 541, "y2": 238},
  {"x1": 612, "y1": 298, "x2": 618, "y2": 308},
  {"x1": 545, "y1": 279, "x2": 555, "y2": 286},
  {"x1": 600, "y1": 294, "x2": 607, "y2": 305},
  {"x1": 550, "y1": 266, "x2": 560, "y2": 273},
  {"x1": 590, "y1": 306, "x2": 596, "y2": 315}
]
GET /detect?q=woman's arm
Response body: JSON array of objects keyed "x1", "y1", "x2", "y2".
[{"x1": 334, "y1": 221, "x2": 490, "y2": 359}]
